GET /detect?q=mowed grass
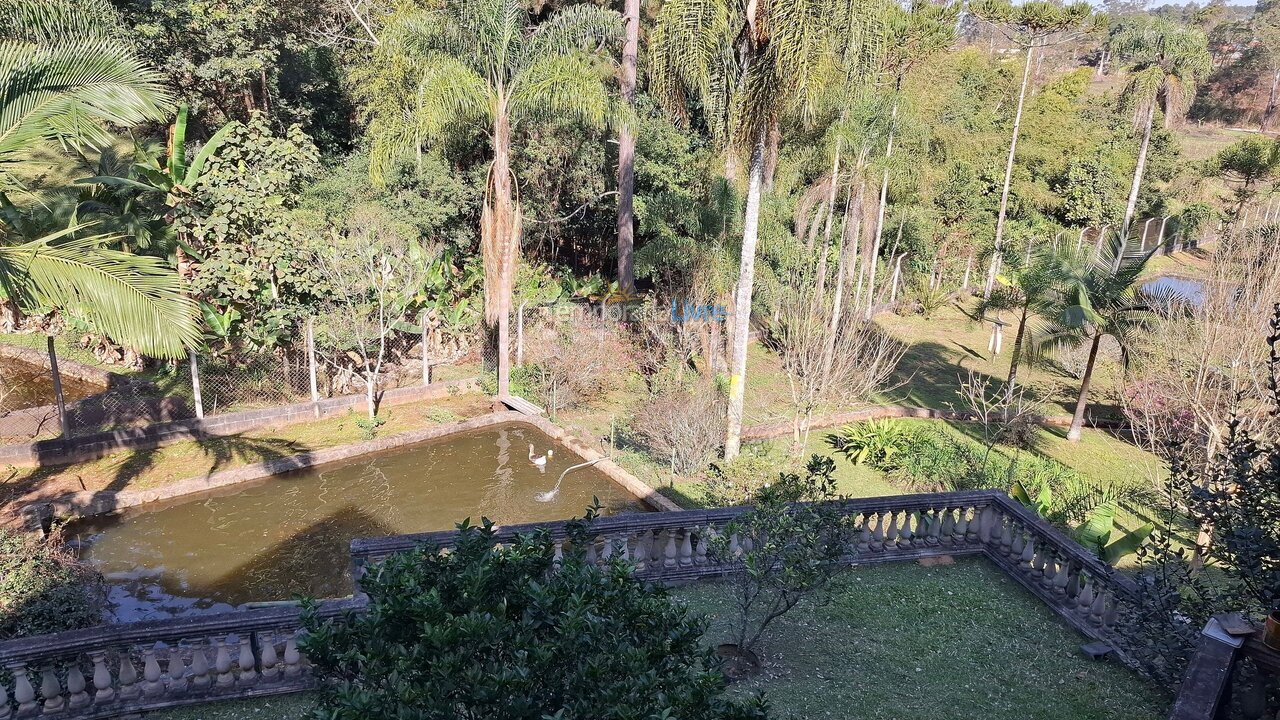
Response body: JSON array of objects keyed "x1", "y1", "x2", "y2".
[
  {"x1": 144, "y1": 560, "x2": 1169, "y2": 720},
  {"x1": 680, "y1": 559, "x2": 1170, "y2": 720}
]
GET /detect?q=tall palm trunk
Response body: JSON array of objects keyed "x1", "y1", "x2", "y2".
[
  {"x1": 490, "y1": 108, "x2": 517, "y2": 397},
  {"x1": 986, "y1": 41, "x2": 1036, "y2": 300},
  {"x1": 864, "y1": 101, "x2": 898, "y2": 320},
  {"x1": 1118, "y1": 103, "x2": 1155, "y2": 271},
  {"x1": 821, "y1": 179, "x2": 863, "y2": 380},
  {"x1": 814, "y1": 139, "x2": 842, "y2": 298},
  {"x1": 615, "y1": 0, "x2": 640, "y2": 295},
  {"x1": 1067, "y1": 331, "x2": 1102, "y2": 441},
  {"x1": 724, "y1": 132, "x2": 768, "y2": 461}
]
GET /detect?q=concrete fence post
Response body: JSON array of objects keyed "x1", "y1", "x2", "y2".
[
  {"x1": 188, "y1": 350, "x2": 204, "y2": 420},
  {"x1": 307, "y1": 318, "x2": 320, "y2": 417},
  {"x1": 47, "y1": 336, "x2": 71, "y2": 438}
]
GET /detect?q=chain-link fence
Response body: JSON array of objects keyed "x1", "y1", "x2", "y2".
[{"x1": 0, "y1": 315, "x2": 480, "y2": 447}]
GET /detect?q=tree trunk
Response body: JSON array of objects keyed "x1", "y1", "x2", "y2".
[
  {"x1": 490, "y1": 106, "x2": 517, "y2": 397},
  {"x1": 1067, "y1": 332, "x2": 1103, "y2": 442},
  {"x1": 724, "y1": 131, "x2": 768, "y2": 461},
  {"x1": 864, "y1": 102, "x2": 898, "y2": 320},
  {"x1": 615, "y1": 0, "x2": 639, "y2": 295},
  {"x1": 1262, "y1": 66, "x2": 1280, "y2": 133},
  {"x1": 820, "y1": 180, "x2": 861, "y2": 380},
  {"x1": 763, "y1": 118, "x2": 781, "y2": 192},
  {"x1": 1118, "y1": 103, "x2": 1155, "y2": 270},
  {"x1": 1006, "y1": 304, "x2": 1028, "y2": 401},
  {"x1": 987, "y1": 41, "x2": 1036, "y2": 300},
  {"x1": 814, "y1": 140, "x2": 842, "y2": 299}
]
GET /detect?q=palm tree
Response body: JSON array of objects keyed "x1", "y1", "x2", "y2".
[
  {"x1": 970, "y1": 0, "x2": 1091, "y2": 299},
  {"x1": 1042, "y1": 242, "x2": 1156, "y2": 442},
  {"x1": 0, "y1": 0, "x2": 199, "y2": 358},
  {"x1": 365, "y1": 0, "x2": 620, "y2": 397},
  {"x1": 977, "y1": 245, "x2": 1070, "y2": 401},
  {"x1": 615, "y1": 0, "x2": 640, "y2": 296},
  {"x1": 650, "y1": 0, "x2": 883, "y2": 460},
  {"x1": 1108, "y1": 17, "x2": 1210, "y2": 264}
]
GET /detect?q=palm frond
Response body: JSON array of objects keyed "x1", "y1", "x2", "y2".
[
  {"x1": 0, "y1": 226, "x2": 198, "y2": 357},
  {"x1": 509, "y1": 52, "x2": 612, "y2": 130}
]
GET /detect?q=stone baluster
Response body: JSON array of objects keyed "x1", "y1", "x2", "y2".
[
  {"x1": 89, "y1": 653, "x2": 113, "y2": 705},
  {"x1": 897, "y1": 512, "x2": 914, "y2": 548},
  {"x1": 883, "y1": 511, "x2": 899, "y2": 548},
  {"x1": 1051, "y1": 556, "x2": 1070, "y2": 597},
  {"x1": 926, "y1": 509, "x2": 942, "y2": 546},
  {"x1": 0, "y1": 671, "x2": 9, "y2": 720},
  {"x1": 38, "y1": 665, "x2": 64, "y2": 714},
  {"x1": 1088, "y1": 584, "x2": 1107, "y2": 626},
  {"x1": 631, "y1": 531, "x2": 648, "y2": 572},
  {"x1": 584, "y1": 538, "x2": 598, "y2": 565},
  {"x1": 1008, "y1": 526, "x2": 1024, "y2": 562},
  {"x1": 678, "y1": 529, "x2": 694, "y2": 567},
  {"x1": 740, "y1": 534, "x2": 754, "y2": 554},
  {"x1": 869, "y1": 512, "x2": 885, "y2": 552},
  {"x1": 963, "y1": 507, "x2": 980, "y2": 543},
  {"x1": 1040, "y1": 553, "x2": 1057, "y2": 590},
  {"x1": 189, "y1": 642, "x2": 212, "y2": 692},
  {"x1": 694, "y1": 530, "x2": 708, "y2": 566},
  {"x1": 142, "y1": 643, "x2": 164, "y2": 697},
  {"x1": 1065, "y1": 566, "x2": 1081, "y2": 599},
  {"x1": 1075, "y1": 578, "x2": 1095, "y2": 623},
  {"x1": 998, "y1": 519, "x2": 1013, "y2": 555},
  {"x1": 728, "y1": 532, "x2": 741, "y2": 560},
  {"x1": 237, "y1": 636, "x2": 257, "y2": 686},
  {"x1": 856, "y1": 513, "x2": 871, "y2": 552},
  {"x1": 552, "y1": 539, "x2": 564, "y2": 569},
  {"x1": 213, "y1": 638, "x2": 234, "y2": 691},
  {"x1": 1030, "y1": 540, "x2": 1046, "y2": 579},
  {"x1": 1018, "y1": 535, "x2": 1035, "y2": 571},
  {"x1": 117, "y1": 653, "x2": 140, "y2": 701},
  {"x1": 283, "y1": 634, "x2": 302, "y2": 678},
  {"x1": 259, "y1": 633, "x2": 279, "y2": 683},
  {"x1": 8, "y1": 664, "x2": 35, "y2": 718},
  {"x1": 1102, "y1": 591, "x2": 1120, "y2": 629},
  {"x1": 600, "y1": 535, "x2": 614, "y2": 562},
  {"x1": 615, "y1": 533, "x2": 630, "y2": 564},
  {"x1": 166, "y1": 644, "x2": 188, "y2": 695},
  {"x1": 663, "y1": 530, "x2": 678, "y2": 569},
  {"x1": 66, "y1": 662, "x2": 89, "y2": 710}
]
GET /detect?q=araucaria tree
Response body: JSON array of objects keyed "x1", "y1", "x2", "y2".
[
  {"x1": 1108, "y1": 16, "x2": 1210, "y2": 259},
  {"x1": 970, "y1": 0, "x2": 1091, "y2": 299},
  {"x1": 649, "y1": 0, "x2": 884, "y2": 460},
  {"x1": 363, "y1": 0, "x2": 620, "y2": 397}
]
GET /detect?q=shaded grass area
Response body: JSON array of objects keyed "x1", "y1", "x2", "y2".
[
  {"x1": 144, "y1": 692, "x2": 315, "y2": 720},
  {"x1": 681, "y1": 559, "x2": 1170, "y2": 720},
  {"x1": 145, "y1": 560, "x2": 1168, "y2": 720},
  {"x1": 871, "y1": 300, "x2": 1124, "y2": 417},
  {"x1": 0, "y1": 393, "x2": 493, "y2": 520}
]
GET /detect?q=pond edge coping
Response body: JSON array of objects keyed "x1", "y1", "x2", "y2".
[{"x1": 23, "y1": 409, "x2": 679, "y2": 531}]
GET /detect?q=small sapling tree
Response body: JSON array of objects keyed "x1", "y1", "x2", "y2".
[{"x1": 708, "y1": 456, "x2": 854, "y2": 667}]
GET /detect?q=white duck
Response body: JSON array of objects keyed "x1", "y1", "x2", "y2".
[{"x1": 528, "y1": 444, "x2": 553, "y2": 469}]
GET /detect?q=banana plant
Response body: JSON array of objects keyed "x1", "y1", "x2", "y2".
[
  {"x1": 75, "y1": 105, "x2": 235, "y2": 255},
  {"x1": 1011, "y1": 480, "x2": 1155, "y2": 565}
]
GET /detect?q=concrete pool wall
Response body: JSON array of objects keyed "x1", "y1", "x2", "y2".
[{"x1": 26, "y1": 409, "x2": 679, "y2": 532}]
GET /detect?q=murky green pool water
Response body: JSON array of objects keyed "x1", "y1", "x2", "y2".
[
  {"x1": 0, "y1": 355, "x2": 98, "y2": 412},
  {"x1": 72, "y1": 423, "x2": 648, "y2": 621}
]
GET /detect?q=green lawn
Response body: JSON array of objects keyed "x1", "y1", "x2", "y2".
[
  {"x1": 149, "y1": 559, "x2": 1169, "y2": 720},
  {"x1": 681, "y1": 559, "x2": 1170, "y2": 720}
]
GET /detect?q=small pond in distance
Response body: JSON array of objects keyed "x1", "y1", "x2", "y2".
[
  {"x1": 0, "y1": 355, "x2": 100, "y2": 412},
  {"x1": 72, "y1": 423, "x2": 648, "y2": 621},
  {"x1": 1142, "y1": 275, "x2": 1206, "y2": 307}
]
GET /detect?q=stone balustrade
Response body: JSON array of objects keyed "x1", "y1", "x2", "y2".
[
  {"x1": 0, "y1": 490, "x2": 1142, "y2": 719},
  {"x1": 0, "y1": 599, "x2": 359, "y2": 719}
]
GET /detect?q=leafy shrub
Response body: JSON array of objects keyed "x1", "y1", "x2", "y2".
[
  {"x1": 703, "y1": 446, "x2": 798, "y2": 507},
  {"x1": 0, "y1": 529, "x2": 105, "y2": 639},
  {"x1": 708, "y1": 456, "x2": 852, "y2": 657},
  {"x1": 824, "y1": 419, "x2": 909, "y2": 467},
  {"x1": 627, "y1": 383, "x2": 725, "y2": 475},
  {"x1": 300, "y1": 513, "x2": 770, "y2": 720}
]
